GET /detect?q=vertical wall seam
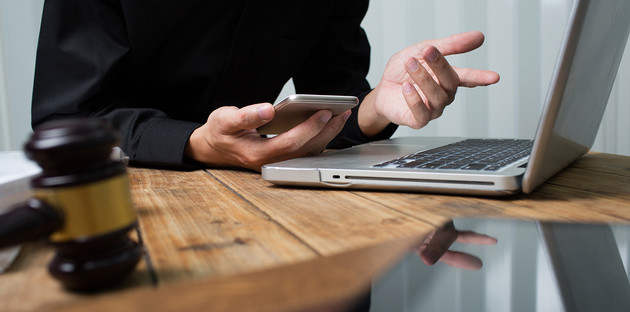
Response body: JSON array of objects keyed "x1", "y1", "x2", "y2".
[{"x1": 0, "y1": 2, "x2": 12, "y2": 151}]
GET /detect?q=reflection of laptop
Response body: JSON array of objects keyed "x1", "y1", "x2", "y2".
[
  {"x1": 368, "y1": 219, "x2": 630, "y2": 311},
  {"x1": 262, "y1": 0, "x2": 630, "y2": 196}
]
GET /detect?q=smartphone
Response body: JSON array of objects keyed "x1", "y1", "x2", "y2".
[{"x1": 257, "y1": 94, "x2": 359, "y2": 134}]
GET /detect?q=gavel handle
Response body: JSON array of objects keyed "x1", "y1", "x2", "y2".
[{"x1": 0, "y1": 199, "x2": 63, "y2": 249}]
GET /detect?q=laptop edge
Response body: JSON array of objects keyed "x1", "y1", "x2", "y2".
[{"x1": 262, "y1": 0, "x2": 630, "y2": 196}]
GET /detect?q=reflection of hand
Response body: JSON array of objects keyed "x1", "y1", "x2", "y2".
[
  {"x1": 185, "y1": 103, "x2": 350, "y2": 171},
  {"x1": 416, "y1": 221, "x2": 497, "y2": 270},
  {"x1": 358, "y1": 31, "x2": 500, "y2": 136}
]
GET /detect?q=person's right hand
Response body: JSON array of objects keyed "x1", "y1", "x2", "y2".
[
  {"x1": 417, "y1": 220, "x2": 497, "y2": 270},
  {"x1": 185, "y1": 103, "x2": 351, "y2": 171}
]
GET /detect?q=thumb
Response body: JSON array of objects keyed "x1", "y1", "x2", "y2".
[{"x1": 217, "y1": 103, "x2": 275, "y2": 133}]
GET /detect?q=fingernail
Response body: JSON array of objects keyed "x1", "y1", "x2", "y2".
[
  {"x1": 423, "y1": 250, "x2": 440, "y2": 265},
  {"x1": 320, "y1": 111, "x2": 332, "y2": 124},
  {"x1": 405, "y1": 58, "x2": 420, "y2": 71},
  {"x1": 402, "y1": 82, "x2": 414, "y2": 95},
  {"x1": 257, "y1": 105, "x2": 273, "y2": 121},
  {"x1": 425, "y1": 46, "x2": 438, "y2": 62},
  {"x1": 343, "y1": 110, "x2": 351, "y2": 121}
]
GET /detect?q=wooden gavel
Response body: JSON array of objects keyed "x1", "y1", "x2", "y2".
[{"x1": 0, "y1": 119, "x2": 141, "y2": 291}]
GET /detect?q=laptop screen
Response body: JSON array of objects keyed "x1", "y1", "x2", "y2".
[{"x1": 523, "y1": 0, "x2": 630, "y2": 193}]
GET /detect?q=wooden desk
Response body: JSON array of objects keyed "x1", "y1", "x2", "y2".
[{"x1": 1, "y1": 152, "x2": 629, "y2": 311}]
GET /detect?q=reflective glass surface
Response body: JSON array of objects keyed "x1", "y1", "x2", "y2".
[{"x1": 370, "y1": 219, "x2": 630, "y2": 312}]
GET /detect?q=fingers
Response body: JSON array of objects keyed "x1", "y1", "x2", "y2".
[
  {"x1": 306, "y1": 110, "x2": 351, "y2": 150},
  {"x1": 274, "y1": 110, "x2": 334, "y2": 149},
  {"x1": 402, "y1": 46, "x2": 459, "y2": 125},
  {"x1": 401, "y1": 81, "x2": 431, "y2": 128},
  {"x1": 438, "y1": 250, "x2": 483, "y2": 270},
  {"x1": 422, "y1": 46, "x2": 460, "y2": 98},
  {"x1": 416, "y1": 221, "x2": 497, "y2": 270},
  {"x1": 455, "y1": 67, "x2": 501, "y2": 87},
  {"x1": 412, "y1": 31, "x2": 499, "y2": 88},
  {"x1": 429, "y1": 32, "x2": 500, "y2": 87},
  {"x1": 417, "y1": 223, "x2": 458, "y2": 266},
  {"x1": 214, "y1": 103, "x2": 275, "y2": 134},
  {"x1": 269, "y1": 109, "x2": 350, "y2": 158},
  {"x1": 455, "y1": 230, "x2": 498, "y2": 245},
  {"x1": 190, "y1": 104, "x2": 348, "y2": 171},
  {"x1": 238, "y1": 109, "x2": 347, "y2": 170},
  {"x1": 426, "y1": 31, "x2": 485, "y2": 56}
]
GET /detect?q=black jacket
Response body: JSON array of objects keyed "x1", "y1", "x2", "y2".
[{"x1": 32, "y1": 0, "x2": 397, "y2": 167}]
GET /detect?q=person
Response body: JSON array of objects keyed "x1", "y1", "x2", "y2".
[
  {"x1": 32, "y1": 0, "x2": 499, "y2": 171},
  {"x1": 33, "y1": 1, "x2": 501, "y2": 275}
]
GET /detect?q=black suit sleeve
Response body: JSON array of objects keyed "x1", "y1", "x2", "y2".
[
  {"x1": 292, "y1": 0, "x2": 398, "y2": 148},
  {"x1": 32, "y1": 0, "x2": 200, "y2": 167}
]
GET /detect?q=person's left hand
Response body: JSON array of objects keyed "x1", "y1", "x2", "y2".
[
  {"x1": 358, "y1": 31, "x2": 500, "y2": 136},
  {"x1": 416, "y1": 221, "x2": 497, "y2": 270}
]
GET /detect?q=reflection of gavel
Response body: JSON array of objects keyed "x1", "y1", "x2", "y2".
[{"x1": 0, "y1": 119, "x2": 142, "y2": 291}]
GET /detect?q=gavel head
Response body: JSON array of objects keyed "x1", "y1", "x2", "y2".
[{"x1": 24, "y1": 119, "x2": 142, "y2": 291}]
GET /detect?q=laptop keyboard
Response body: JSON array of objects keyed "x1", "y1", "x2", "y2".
[{"x1": 372, "y1": 139, "x2": 533, "y2": 171}]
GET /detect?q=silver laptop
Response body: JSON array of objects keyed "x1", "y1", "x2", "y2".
[{"x1": 262, "y1": 0, "x2": 630, "y2": 196}]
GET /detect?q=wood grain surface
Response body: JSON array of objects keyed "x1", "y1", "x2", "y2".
[
  {"x1": 55, "y1": 235, "x2": 424, "y2": 312},
  {"x1": 1, "y1": 152, "x2": 629, "y2": 311}
]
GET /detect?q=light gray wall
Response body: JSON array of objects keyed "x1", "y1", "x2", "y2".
[
  {"x1": 1, "y1": 0, "x2": 629, "y2": 155},
  {"x1": 0, "y1": 0, "x2": 43, "y2": 151},
  {"x1": 359, "y1": 0, "x2": 630, "y2": 155}
]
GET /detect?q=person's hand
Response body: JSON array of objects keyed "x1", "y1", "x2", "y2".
[
  {"x1": 416, "y1": 221, "x2": 497, "y2": 270},
  {"x1": 358, "y1": 31, "x2": 501, "y2": 136},
  {"x1": 185, "y1": 103, "x2": 351, "y2": 171}
]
